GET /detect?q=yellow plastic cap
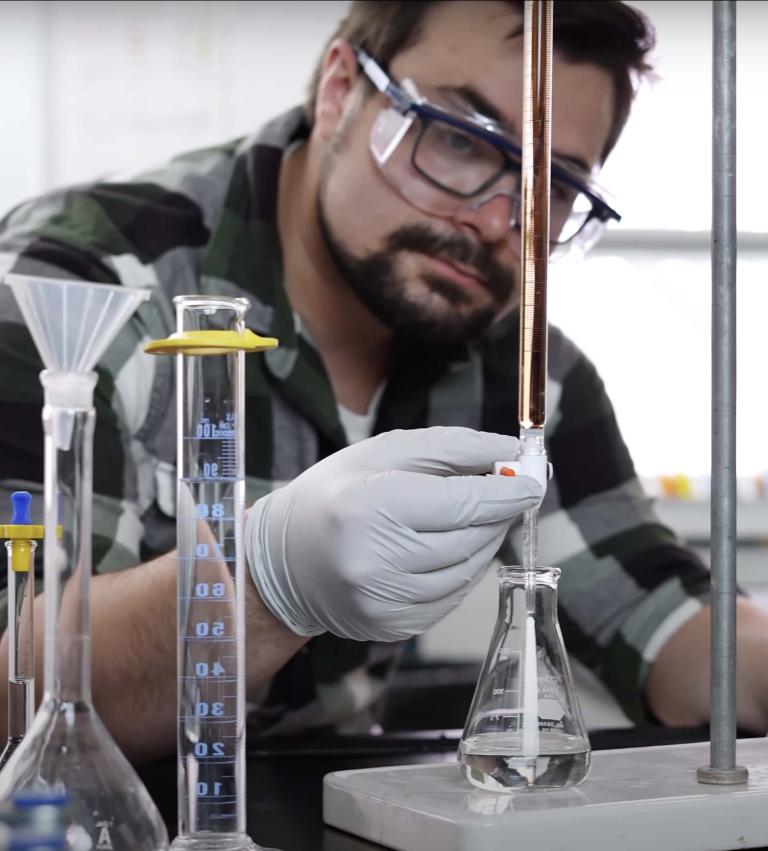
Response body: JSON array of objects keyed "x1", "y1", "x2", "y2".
[
  {"x1": 5, "y1": 540, "x2": 35, "y2": 572},
  {"x1": 144, "y1": 329, "x2": 278, "y2": 356},
  {"x1": 0, "y1": 524, "x2": 45, "y2": 540}
]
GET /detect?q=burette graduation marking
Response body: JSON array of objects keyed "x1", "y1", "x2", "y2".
[
  {"x1": 182, "y1": 477, "x2": 238, "y2": 484},
  {"x1": 180, "y1": 716, "x2": 238, "y2": 723},
  {"x1": 179, "y1": 595, "x2": 235, "y2": 602}
]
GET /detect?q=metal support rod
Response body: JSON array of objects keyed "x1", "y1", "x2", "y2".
[{"x1": 697, "y1": 0, "x2": 747, "y2": 786}]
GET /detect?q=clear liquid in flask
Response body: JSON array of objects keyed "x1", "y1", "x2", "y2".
[{"x1": 460, "y1": 730, "x2": 590, "y2": 791}]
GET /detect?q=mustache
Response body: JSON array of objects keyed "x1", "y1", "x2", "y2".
[{"x1": 384, "y1": 224, "x2": 514, "y2": 303}]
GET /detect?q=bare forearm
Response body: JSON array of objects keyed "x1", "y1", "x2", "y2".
[
  {"x1": 646, "y1": 597, "x2": 768, "y2": 732},
  {"x1": 0, "y1": 553, "x2": 308, "y2": 765}
]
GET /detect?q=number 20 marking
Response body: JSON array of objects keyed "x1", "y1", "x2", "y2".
[{"x1": 194, "y1": 741, "x2": 225, "y2": 757}]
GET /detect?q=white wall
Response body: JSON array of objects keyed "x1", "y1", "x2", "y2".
[
  {"x1": 0, "y1": 0, "x2": 349, "y2": 211},
  {"x1": 550, "y1": 238, "x2": 768, "y2": 479},
  {"x1": 545, "y1": 1, "x2": 768, "y2": 479},
  {"x1": 598, "y1": 0, "x2": 766, "y2": 232},
  {"x1": 0, "y1": 1, "x2": 48, "y2": 213}
]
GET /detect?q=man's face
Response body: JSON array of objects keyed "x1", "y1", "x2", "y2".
[{"x1": 317, "y1": 0, "x2": 615, "y2": 344}]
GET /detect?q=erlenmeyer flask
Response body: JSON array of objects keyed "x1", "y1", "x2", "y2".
[{"x1": 459, "y1": 565, "x2": 590, "y2": 792}]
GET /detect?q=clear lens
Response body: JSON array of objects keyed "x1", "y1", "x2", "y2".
[
  {"x1": 572, "y1": 214, "x2": 607, "y2": 253},
  {"x1": 370, "y1": 104, "x2": 609, "y2": 254},
  {"x1": 552, "y1": 189, "x2": 592, "y2": 245},
  {"x1": 413, "y1": 120, "x2": 507, "y2": 196},
  {"x1": 370, "y1": 105, "x2": 418, "y2": 168},
  {"x1": 370, "y1": 107, "x2": 480, "y2": 217},
  {"x1": 550, "y1": 216, "x2": 607, "y2": 262}
]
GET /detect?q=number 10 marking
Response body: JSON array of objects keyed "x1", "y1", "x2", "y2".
[{"x1": 196, "y1": 782, "x2": 223, "y2": 796}]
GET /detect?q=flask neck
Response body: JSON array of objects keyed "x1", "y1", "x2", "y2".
[
  {"x1": 42, "y1": 404, "x2": 95, "y2": 704},
  {"x1": 498, "y1": 566, "x2": 559, "y2": 624}
]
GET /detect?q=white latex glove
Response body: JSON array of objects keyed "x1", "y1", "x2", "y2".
[{"x1": 245, "y1": 426, "x2": 542, "y2": 642}]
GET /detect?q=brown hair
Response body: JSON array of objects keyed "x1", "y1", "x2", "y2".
[{"x1": 304, "y1": 1, "x2": 655, "y2": 162}]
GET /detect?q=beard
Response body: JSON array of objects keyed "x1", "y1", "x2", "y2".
[{"x1": 316, "y1": 174, "x2": 516, "y2": 346}]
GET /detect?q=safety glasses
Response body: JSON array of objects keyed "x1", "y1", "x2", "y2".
[{"x1": 355, "y1": 46, "x2": 621, "y2": 255}]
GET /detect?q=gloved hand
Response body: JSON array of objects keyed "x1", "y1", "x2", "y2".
[{"x1": 245, "y1": 426, "x2": 542, "y2": 642}]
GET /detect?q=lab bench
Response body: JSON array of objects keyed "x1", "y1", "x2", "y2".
[{"x1": 138, "y1": 725, "x2": 766, "y2": 851}]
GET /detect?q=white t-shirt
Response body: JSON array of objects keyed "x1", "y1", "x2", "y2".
[{"x1": 337, "y1": 384, "x2": 386, "y2": 444}]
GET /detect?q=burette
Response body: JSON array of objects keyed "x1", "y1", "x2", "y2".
[
  {"x1": 519, "y1": 0, "x2": 553, "y2": 574},
  {"x1": 491, "y1": 0, "x2": 553, "y2": 761},
  {"x1": 518, "y1": 0, "x2": 553, "y2": 763},
  {"x1": 146, "y1": 296, "x2": 277, "y2": 851}
]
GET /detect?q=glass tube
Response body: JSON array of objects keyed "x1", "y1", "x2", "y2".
[
  {"x1": 0, "y1": 534, "x2": 36, "y2": 770},
  {"x1": 519, "y1": 0, "x2": 552, "y2": 581},
  {"x1": 43, "y1": 382, "x2": 94, "y2": 706},
  {"x1": 518, "y1": 0, "x2": 552, "y2": 434},
  {"x1": 172, "y1": 296, "x2": 258, "y2": 850}
]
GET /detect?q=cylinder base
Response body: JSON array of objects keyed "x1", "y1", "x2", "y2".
[{"x1": 170, "y1": 834, "x2": 263, "y2": 850}]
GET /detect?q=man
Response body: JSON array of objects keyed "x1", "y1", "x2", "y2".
[{"x1": 1, "y1": 0, "x2": 767, "y2": 765}]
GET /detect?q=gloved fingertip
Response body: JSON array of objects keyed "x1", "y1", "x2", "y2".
[
  {"x1": 490, "y1": 471, "x2": 543, "y2": 502},
  {"x1": 517, "y1": 473, "x2": 545, "y2": 499}
]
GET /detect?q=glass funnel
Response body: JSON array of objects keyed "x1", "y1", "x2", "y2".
[
  {"x1": 0, "y1": 274, "x2": 169, "y2": 850},
  {"x1": 145, "y1": 295, "x2": 277, "y2": 850},
  {"x1": 459, "y1": 566, "x2": 591, "y2": 792}
]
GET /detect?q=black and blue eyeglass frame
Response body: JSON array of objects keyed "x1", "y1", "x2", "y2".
[{"x1": 353, "y1": 45, "x2": 621, "y2": 249}]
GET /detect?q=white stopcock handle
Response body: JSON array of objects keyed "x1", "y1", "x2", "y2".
[{"x1": 493, "y1": 431, "x2": 552, "y2": 504}]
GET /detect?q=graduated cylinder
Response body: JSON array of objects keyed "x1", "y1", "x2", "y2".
[{"x1": 149, "y1": 295, "x2": 277, "y2": 851}]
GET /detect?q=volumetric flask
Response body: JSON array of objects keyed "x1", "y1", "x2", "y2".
[
  {"x1": 0, "y1": 274, "x2": 167, "y2": 851},
  {"x1": 459, "y1": 566, "x2": 590, "y2": 791},
  {"x1": 146, "y1": 295, "x2": 276, "y2": 850}
]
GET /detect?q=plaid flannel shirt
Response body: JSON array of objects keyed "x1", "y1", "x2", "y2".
[{"x1": 0, "y1": 107, "x2": 711, "y2": 730}]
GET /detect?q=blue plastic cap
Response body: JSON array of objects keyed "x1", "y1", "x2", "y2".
[
  {"x1": 12, "y1": 790, "x2": 68, "y2": 809},
  {"x1": 10, "y1": 492, "x2": 32, "y2": 526},
  {"x1": 9, "y1": 835, "x2": 67, "y2": 850}
]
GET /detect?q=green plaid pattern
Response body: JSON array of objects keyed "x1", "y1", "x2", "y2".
[{"x1": 0, "y1": 108, "x2": 711, "y2": 730}]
